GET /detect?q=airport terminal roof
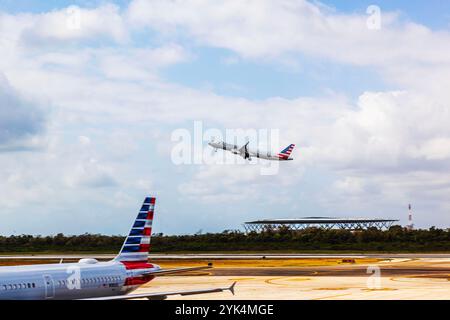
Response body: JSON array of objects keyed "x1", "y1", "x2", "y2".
[
  {"x1": 243, "y1": 217, "x2": 399, "y2": 232},
  {"x1": 245, "y1": 217, "x2": 399, "y2": 224}
]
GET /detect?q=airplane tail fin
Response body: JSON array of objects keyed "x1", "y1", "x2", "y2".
[
  {"x1": 114, "y1": 196, "x2": 155, "y2": 263},
  {"x1": 278, "y1": 144, "x2": 295, "y2": 160}
]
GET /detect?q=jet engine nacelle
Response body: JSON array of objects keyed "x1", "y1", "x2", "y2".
[{"x1": 78, "y1": 258, "x2": 99, "y2": 264}]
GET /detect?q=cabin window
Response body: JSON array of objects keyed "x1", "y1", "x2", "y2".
[
  {"x1": 27, "y1": 283, "x2": 31, "y2": 288},
  {"x1": 32, "y1": 283, "x2": 36, "y2": 288}
]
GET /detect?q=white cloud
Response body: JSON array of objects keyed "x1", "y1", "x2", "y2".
[
  {"x1": 178, "y1": 163, "x2": 301, "y2": 204},
  {"x1": 21, "y1": 4, "x2": 128, "y2": 45},
  {"x1": 97, "y1": 45, "x2": 189, "y2": 81},
  {"x1": 0, "y1": 73, "x2": 46, "y2": 149},
  {"x1": 127, "y1": 0, "x2": 450, "y2": 66},
  {"x1": 0, "y1": 1, "x2": 450, "y2": 232},
  {"x1": 126, "y1": 0, "x2": 450, "y2": 104},
  {"x1": 418, "y1": 138, "x2": 450, "y2": 161}
]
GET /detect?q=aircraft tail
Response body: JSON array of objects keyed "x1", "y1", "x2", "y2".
[
  {"x1": 114, "y1": 196, "x2": 155, "y2": 263},
  {"x1": 278, "y1": 144, "x2": 295, "y2": 160}
]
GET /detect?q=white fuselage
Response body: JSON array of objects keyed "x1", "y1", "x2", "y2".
[
  {"x1": 0, "y1": 260, "x2": 160, "y2": 300},
  {"x1": 208, "y1": 141, "x2": 292, "y2": 161}
]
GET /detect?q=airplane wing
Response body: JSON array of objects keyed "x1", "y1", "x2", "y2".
[
  {"x1": 142, "y1": 265, "x2": 213, "y2": 276},
  {"x1": 81, "y1": 282, "x2": 236, "y2": 300},
  {"x1": 238, "y1": 141, "x2": 249, "y2": 153},
  {"x1": 238, "y1": 141, "x2": 250, "y2": 159}
]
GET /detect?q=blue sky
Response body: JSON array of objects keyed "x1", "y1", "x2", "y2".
[
  {"x1": 2, "y1": 0, "x2": 450, "y2": 30},
  {"x1": 326, "y1": 0, "x2": 450, "y2": 29},
  {"x1": 0, "y1": 1, "x2": 450, "y2": 236}
]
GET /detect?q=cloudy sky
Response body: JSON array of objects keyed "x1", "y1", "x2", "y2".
[{"x1": 1, "y1": 0, "x2": 450, "y2": 235}]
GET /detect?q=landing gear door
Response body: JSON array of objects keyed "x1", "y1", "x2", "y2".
[{"x1": 43, "y1": 274, "x2": 55, "y2": 299}]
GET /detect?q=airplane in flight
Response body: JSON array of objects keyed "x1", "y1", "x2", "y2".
[
  {"x1": 208, "y1": 139, "x2": 295, "y2": 161},
  {"x1": 0, "y1": 197, "x2": 235, "y2": 300}
]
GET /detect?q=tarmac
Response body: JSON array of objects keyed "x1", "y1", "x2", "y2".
[
  {"x1": 136, "y1": 255, "x2": 450, "y2": 300},
  {"x1": 2, "y1": 253, "x2": 450, "y2": 299},
  {"x1": 3, "y1": 253, "x2": 450, "y2": 259}
]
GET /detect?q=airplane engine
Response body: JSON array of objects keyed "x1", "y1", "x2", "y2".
[{"x1": 78, "y1": 258, "x2": 99, "y2": 264}]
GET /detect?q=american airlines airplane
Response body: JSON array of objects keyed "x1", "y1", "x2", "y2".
[
  {"x1": 0, "y1": 197, "x2": 235, "y2": 300},
  {"x1": 208, "y1": 139, "x2": 295, "y2": 161}
]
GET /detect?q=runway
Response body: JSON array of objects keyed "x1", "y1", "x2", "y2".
[
  {"x1": 1, "y1": 253, "x2": 449, "y2": 299},
  {"x1": 2, "y1": 253, "x2": 450, "y2": 259},
  {"x1": 134, "y1": 257, "x2": 450, "y2": 300},
  {"x1": 137, "y1": 273, "x2": 450, "y2": 300}
]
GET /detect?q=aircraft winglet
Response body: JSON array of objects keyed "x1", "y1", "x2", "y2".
[{"x1": 229, "y1": 281, "x2": 237, "y2": 295}]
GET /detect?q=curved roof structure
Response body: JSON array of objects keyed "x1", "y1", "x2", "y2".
[
  {"x1": 244, "y1": 217, "x2": 399, "y2": 232},
  {"x1": 245, "y1": 217, "x2": 398, "y2": 224}
]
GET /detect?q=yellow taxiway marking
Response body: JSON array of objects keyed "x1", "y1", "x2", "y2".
[
  {"x1": 264, "y1": 277, "x2": 289, "y2": 286},
  {"x1": 312, "y1": 293, "x2": 352, "y2": 300}
]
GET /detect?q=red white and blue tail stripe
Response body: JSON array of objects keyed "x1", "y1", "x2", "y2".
[
  {"x1": 278, "y1": 144, "x2": 295, "y2": 160},
  {"x1": 115, "y1": 196, "x2": 155, "y2": 264}
]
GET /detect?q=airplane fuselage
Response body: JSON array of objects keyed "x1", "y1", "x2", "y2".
[
  {"x1": 0, "y1": 196, "x2": 234, "y2": 300},
  {"x1": 0, "y1": 260, "x2": 159, "y2": 300},
  {"x1": 208, "y1": 141, "x2": 293, "y2": 161}
]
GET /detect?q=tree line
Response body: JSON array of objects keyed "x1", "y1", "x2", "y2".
[{"x1": 1, "y1": 226, "x2": 450, "y2": 253}]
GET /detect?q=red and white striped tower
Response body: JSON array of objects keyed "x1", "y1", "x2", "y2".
[{"x1": 407, "y1": 204, "x2": 414, "y2": 230}]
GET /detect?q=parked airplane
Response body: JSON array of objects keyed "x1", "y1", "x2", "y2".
[
  {"x1": 0, "y1": 197, "x2": 235, "y2": 300},
  {"x1": 208, "y1": 139, "x2": 295, "y2": 161}
]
